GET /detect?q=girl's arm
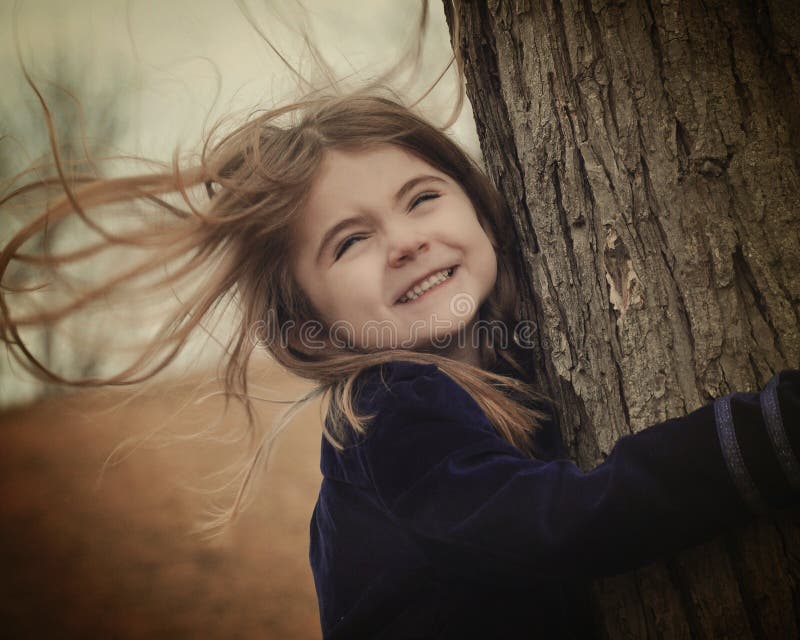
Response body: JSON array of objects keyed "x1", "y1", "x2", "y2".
[{"x1": 353, "y1": 363, "x2": 800, "y2": 584}]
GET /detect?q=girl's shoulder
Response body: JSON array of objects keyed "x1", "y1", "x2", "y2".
[
  {"x1": 351, "y1": 359, "x2": 563, "y2": 460},
  {"x1": 354, "y1": 360, "x2": 489, "y2": 427},
  {"x1": 321, "y1": 360, "x2": 490, "y2": 487}
]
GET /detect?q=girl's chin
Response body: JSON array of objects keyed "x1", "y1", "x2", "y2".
[
  {"x1": 398, "y1": 326, "x2": 470, "y2": 352},
  {"x1": 352, "y1": 330, "x2": 464, "y2": 353},
  {"x1": 346, "y1": 312, "x2": 477, "y2": 351}
]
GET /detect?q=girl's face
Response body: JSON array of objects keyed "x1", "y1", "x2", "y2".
[{"x1": 291, "y1": 144, "x2": 497, "y2": 357}]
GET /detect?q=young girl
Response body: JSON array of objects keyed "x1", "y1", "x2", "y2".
[{"x1": 2, "y1": 22, "x2": 799, "y2": 640}]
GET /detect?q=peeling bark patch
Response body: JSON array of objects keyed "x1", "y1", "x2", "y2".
[{"x1": 603, "y1": 227, "x2": 642, "y2": 318}]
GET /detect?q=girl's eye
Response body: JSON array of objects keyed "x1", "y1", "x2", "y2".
[
  {"x1": 333, "y1": 192, "x2": 439, "y2": 261},
  {"x1": 410, "y1": 192, "x2": 440, "y2": 209},
  {"x1": 334, "y1": 234, "x2": 367, "y2": 260}
]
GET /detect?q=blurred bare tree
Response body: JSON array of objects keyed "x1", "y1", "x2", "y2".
[{"x1": 1, "y1": 46, "x2": 130, "y2": 407}]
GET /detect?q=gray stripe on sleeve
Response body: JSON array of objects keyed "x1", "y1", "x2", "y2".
[
  {"x1": 714, "y1": 394, "x2": 768, "y2": 514},
  {"x1": 761, "y1": 372, "x2": 800, "y2": 491}
]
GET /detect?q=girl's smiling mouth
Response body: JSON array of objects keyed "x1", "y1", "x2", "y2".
[{"x1": 395, "y1": 266, "x2": 458, "y2": 305}]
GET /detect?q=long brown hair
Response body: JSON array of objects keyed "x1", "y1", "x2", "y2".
[{"x1": 1, "y1": 3, "x2": 551, "y2": 535}]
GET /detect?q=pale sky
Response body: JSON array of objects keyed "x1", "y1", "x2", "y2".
[{"x1": 1, "y1": 0, "x2": 479, "y2": 162}]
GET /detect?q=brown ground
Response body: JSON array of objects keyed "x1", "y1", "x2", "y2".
[{"x1": 0, "y1": 361, "x2": 323, "y2": 639}]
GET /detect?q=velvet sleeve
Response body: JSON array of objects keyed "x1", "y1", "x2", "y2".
[{"x1": 355, "y1": 363, "x2": 800, "y2": 583}]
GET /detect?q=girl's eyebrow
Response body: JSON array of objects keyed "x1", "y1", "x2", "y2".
[
  {"x1": 316, "y1": 213, "x2": 371, "y2": 263},
  {"x1": 315, "y1": 174, "x2": 446, "y2": 263},
  {"x1": 392, "y1": 174, "x2": 446, "y2": 207}
]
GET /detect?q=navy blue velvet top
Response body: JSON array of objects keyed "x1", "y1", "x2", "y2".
[{"x1": 309, "y1": 362, "x2": 800, "y2": 638}]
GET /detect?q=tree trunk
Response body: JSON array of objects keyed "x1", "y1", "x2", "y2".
[{"x1": 445, "y1": 0, "x2": 800, "y2": 637}]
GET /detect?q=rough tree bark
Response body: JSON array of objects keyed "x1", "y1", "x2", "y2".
[{"x1": 445, "y1": 0, "x2": 800, "y2": 637}]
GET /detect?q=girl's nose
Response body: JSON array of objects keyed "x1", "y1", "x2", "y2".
[{"x1": 388, "y1": 233, "x2": 429, "y2": 267}]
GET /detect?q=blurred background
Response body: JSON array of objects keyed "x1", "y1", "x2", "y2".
[{"x1": 0, "y1": 1, "x2": 478, "y2": 637}]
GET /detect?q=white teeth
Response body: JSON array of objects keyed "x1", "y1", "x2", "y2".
[{"x1": 397, "y1": 267, "x2": 454, "y2": 304}]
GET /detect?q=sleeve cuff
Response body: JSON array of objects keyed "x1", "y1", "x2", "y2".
[
  {"x1": 714, "y1": 394, "x2": 769, "y2": 514},
  {"x1": 713, "y1": 369, "x2": 800, "y2": 513},
  {"x1": 761, "y1": 371, "x2": 800, "y2": 492}
]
